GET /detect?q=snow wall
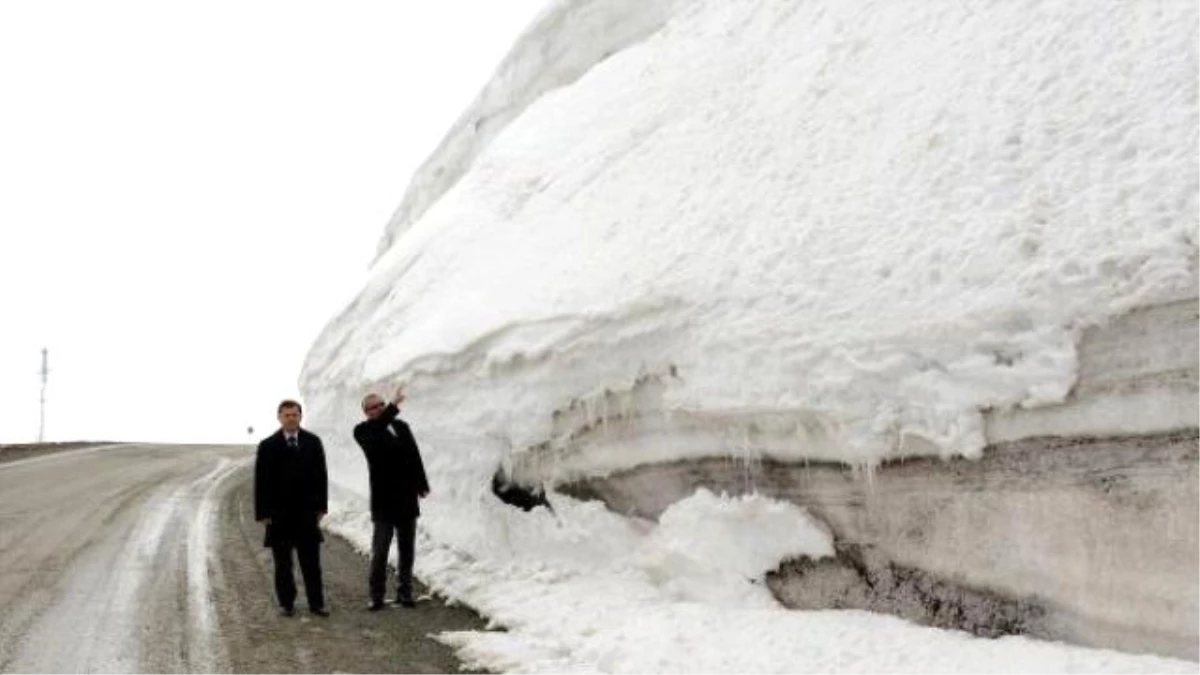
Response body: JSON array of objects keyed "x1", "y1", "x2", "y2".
[{"x1": 301, "y1": 0, "x2": 1198, "y2": 659}]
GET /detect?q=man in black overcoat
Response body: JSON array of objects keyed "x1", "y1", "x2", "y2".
[
  {"x1": 353, "y1": 386, "x2": 430, "y2": 610},
  {"x1": 255, "y1": 399, "x2": 329, "y2": 617}
]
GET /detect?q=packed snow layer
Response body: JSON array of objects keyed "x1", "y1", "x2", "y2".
[
  {"x1": 511, "y1": 297, "x2": 1199, "y2": 484},
  {"x1": 987, "y1": 299, "x2": 1199, "y2": 444},
  {"x1": 570, "y1": 429, "x2": 1200, "y2": 659}
]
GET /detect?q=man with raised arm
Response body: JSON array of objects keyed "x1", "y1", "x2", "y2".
[{"x1": 353, "y1": 386, "x2": 430, "y2": 610}]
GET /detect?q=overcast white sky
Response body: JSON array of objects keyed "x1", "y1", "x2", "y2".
[{"x1": 0, "y1": 1, "x2": 546, "y2": 444}]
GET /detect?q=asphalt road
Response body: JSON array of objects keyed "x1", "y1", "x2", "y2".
[{"x1": 0, "y1": 443, "x2": 487, "y2": 673}]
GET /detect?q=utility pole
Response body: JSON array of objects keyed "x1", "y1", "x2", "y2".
[{"x1": 38, "y1": 348, "x2": 48, "y2": 443}]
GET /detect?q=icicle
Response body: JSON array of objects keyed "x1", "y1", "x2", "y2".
[
  {"x1": 724, "y1": 424, "x2": 759, "y2": 495},
  {"x1": 621, "y1": 389, "x2": 635, "y2": 420},
  {"x1": 857, "y1": 459, "x2": 878, "y2": 495}
]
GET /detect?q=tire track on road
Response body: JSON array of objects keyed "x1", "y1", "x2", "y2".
[{"x1": 0, "y1": 444, "x2": 251, "y2": 673}]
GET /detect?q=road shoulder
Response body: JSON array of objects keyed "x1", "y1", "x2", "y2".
[{"x1": 213, "y1": 467, "x2": 491, "y2": 673}]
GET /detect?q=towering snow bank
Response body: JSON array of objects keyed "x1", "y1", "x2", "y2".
[
  {"x1": 302, "y1": 0, "x2": 1196, "y2": 668},
  {"x1": 303, "y1": 0, "x2": 1196, "y2": 493}
]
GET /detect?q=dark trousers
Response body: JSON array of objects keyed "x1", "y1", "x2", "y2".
[
  {"x1": 370, "y1": 517, "x2": 416, "y2": 602},
  {"x1": 271, "y1": 539, "x2": 325, "y2": 610}
]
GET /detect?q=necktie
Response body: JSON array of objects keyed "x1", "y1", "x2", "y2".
[{"x1": 287, "y1": 436, "x2": 298, "y2": 449}]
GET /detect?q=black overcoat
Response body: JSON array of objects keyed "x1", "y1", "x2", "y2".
[
  {"x1": 254, "y1": 428, "x2": 329, "y2": 547},
  {"x1": 352, "y1": 403, "x2": 430, "y2": 522}
]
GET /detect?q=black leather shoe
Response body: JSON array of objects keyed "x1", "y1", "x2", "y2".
[
  {"x1": 395, "y1": 598, "x2": 415, "y2": 608},
  {"x1": 367, "y1": 600, "x2": 386, "y2": 612},
  {"x1": 280, "y1": 606, "x2": 295, "y2": 617},
  {"x1": 311, "y1": 607, "x2": 330, "y2": 617}
]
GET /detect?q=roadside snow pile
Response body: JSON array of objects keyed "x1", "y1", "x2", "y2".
[{"x1": 306, "y1": 0, "x2": 1197, "y2": 671}]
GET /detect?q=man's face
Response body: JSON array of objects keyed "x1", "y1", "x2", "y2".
[
  {"x1": 363, "y1": 395, "x2": 386, "y2": 420},
  {"x1": 278, "y1": 406, "x2": 302, "y2": 432}
]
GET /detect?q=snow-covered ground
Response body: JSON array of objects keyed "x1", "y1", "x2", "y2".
[
  {"x1": 302, "y1": 0, "x2": 1198, "y2": 671},
  {"x1": 325, "y1": 488, "x2": 1192, "y2": 673}
]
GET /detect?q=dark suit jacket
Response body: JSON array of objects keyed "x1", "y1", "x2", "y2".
[
  {"x1": 352, "y1": 403, "x2": 430, "y2": 522},
  {"x1": 255, "y1": 428, "x2": 328, "y2": 547}
]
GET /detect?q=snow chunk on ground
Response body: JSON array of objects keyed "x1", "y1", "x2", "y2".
[{"x1": 633, "y1": 488, "x2": 834, "y2": 605}]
